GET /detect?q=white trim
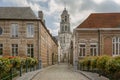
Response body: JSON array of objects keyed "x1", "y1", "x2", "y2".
[
  {"x1": 112, "y1": 37, "x2": 120, "y2": 56},
  {"x1": 27, "y1": 23, "x2": 34, "y2": 38},
  {"x1": 76, "y1": 28, "x2": 120, "y2": 31},
  {"x1": 11, "y1": 23, "x2": 19, "y2": 37},
  {"x1": 79, "y1": 43, "x2": 86, "y2": 57},
  {"x1": 90, "y1": 43, "x2": 98, "y2": 56}
]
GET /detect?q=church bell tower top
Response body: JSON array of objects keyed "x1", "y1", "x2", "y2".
[{"x1": 62, "y1": 8, "x2": 68, "y2": 15}]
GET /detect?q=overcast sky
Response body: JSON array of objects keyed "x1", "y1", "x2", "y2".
[{"x1": 0, "y1": 0, "x2": 120, "y2": 36}]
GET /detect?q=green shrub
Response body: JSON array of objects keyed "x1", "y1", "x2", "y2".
[
  {"x1": 91, "y1": 56, "x2": 99, "y2": 69},
  {"x1": 0, "y1": 58, "x2": 11, "y2": 72},
  {"x1": 106, "y1": 58, "x2": 119, "y2": 74},
  {"x1": 26, "y1": 57, "x2": 38, "y2": 67},
  {"x1": 96, "y1": 55, "x2": 111, "y2": 71}
]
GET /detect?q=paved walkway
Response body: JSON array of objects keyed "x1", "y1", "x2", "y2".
[
  {"x1": 78, "y1": 71, "x2": 109, "y2": 80},
  {"x1": 32, "y1": 63, "x2": 89, "y2": 80}
]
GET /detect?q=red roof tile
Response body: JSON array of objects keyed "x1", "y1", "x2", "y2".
[{"x1": 77, "y1": 13, "x2": 120, "y2": 28}]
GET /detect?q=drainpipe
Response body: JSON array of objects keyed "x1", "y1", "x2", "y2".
[
  {"x1": 37, "y1": 20, "x2": 40, "y2": 69},
  {"x1": 37, "y1": 20, "x2": 42, "y2": 69},
  {"x1": 98, "y1": 29, "x2": 100, "y2": 56}
]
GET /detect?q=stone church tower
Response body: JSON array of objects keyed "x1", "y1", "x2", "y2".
[{"x1": 58, "y1": 8, "x2": 72, "y2": 62}]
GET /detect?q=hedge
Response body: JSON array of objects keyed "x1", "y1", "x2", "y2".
[
  {"x1": 0, "y1": 56, "x2": 38, "y2": 79},
  {"x1": 79, "y1": 55, "x2": 120, "y2": 79}
]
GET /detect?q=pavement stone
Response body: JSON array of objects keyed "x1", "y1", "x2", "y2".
[
  {"x1": 16, "y1": 63, "x2": 109, "y2": 80},
  {"x1": 16, "y1": 65, "x2": 54, "y2": 80},
  {"x1": 32, "y1": 63, "x2": 89, "y2": 80}
]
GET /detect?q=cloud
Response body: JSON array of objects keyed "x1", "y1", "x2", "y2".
[{"x1": 1, "y1": 0, "x2": 120, "y2": 36}]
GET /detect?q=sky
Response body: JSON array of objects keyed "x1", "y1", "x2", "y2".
[{"x1": 0, "y1": 0, "x2": 120, "y2": 36}]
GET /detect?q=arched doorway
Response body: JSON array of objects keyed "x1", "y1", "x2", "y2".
[{"x1": 52, "y1": 53, "x2": 54, "y2": 65}]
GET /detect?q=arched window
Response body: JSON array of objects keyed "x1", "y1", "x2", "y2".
[
  {"x1": 62, "y1": 26, "x2": 64, "y2": 32},
  {"x1": 65, "y1": 25, "x2": 67, "y2": 31},
  {"x1": 65, "y1": 16, "x2": 67, "y2": 22}
]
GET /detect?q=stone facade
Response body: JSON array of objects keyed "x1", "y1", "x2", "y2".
[
  {"x1": 0, "y1": 7, "x2": 58, "y2": 68},
  {"x1": 40, "y1": 23, "x2": 58, "y2": 67}
]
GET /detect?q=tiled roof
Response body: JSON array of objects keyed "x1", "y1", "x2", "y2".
[
  {"x1": 0, "y1": 7, "x2": 37, "y2": 19},
  {"x1": 77, "y1": 13, "x2": 120, "y2": 28}
]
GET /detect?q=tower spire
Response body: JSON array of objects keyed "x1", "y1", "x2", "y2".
[{"x1": 64, "y1": 1, "x2": 66, "y2": 10}]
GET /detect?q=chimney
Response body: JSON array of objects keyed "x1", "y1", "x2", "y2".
[{"x1": 38, "y1": 11, "x2": 45, "y2": 23}]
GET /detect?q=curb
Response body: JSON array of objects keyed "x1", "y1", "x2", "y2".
[
  {"x1": 77, "y1": 70, "x2": 93, "y2": 80},
  {"x1": 77, "y1": 70, "x2": 109, "y2": 80}
]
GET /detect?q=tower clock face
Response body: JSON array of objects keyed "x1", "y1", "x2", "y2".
[{"x1": 0, "y1": 27, "x2": 3, "y2": 35}]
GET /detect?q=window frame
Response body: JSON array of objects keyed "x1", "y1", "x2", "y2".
[
  {"x1": 90, "y1": 43, "x2": 98, "y2": 56},
  {"x1": 12, "y1": 44, "x2": 18, "y2": 56},
  {"x1": 0, "y1": 44, "x2": 3, "y2": 56},
  {"x1": 112, "y1": 37, "x2": 120, "y2": 56},
  {"x1": 27, "y1": 23, "x2": 34, "y2": 38},
  {"x1": 27, "y1": 44, "x2": 34, "y2": 58},
  {"x1": 79, "y1": 43, "x2": 86, "y2": 57},
  {"x1": 11, "y1": 23, "x2": 19, "y2": 38}
]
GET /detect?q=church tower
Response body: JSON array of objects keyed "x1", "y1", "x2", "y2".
[{"x1": 58, "y1": 8, "x2": 72, "y2": 62}]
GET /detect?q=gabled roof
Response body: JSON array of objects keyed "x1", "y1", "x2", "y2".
[
  {"x1": 0, "y1": 7, "x2": 37, "y2": 20},
  {"x1": 77, "y1": 13, "x2": 120, "y2": 28}
]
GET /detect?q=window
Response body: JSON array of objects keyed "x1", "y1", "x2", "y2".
[
  {"x1": 112, "y1": 37, "x2": 120, "y2": 56},
  {"x1": 12, "y1": 44, "x2": 18, "y2": 56},
  {"x1": 65, "y1": 25, "x2": 67, "y2": 31},
  {"x1": 65, "y1": 16, "x2": 67, "y2": 22},
  {"x1": 90, "y1": 43, "x2": 98, "y2": 56},
  {"x1": 0, "y1": 27, "x2": 3, "y2": 35},
  {"x1": 27, "y1": 44, "x2": 34, "y2": 57},
  {"x1": 27, "y1": 23, "x2": 34, "y2": 37},
  {"x1": 62, "y1": 26, "x2": 64, "y2": 32},
  {"x1": 11, "y1": 24, "x2": 18, "y2": 37},
  {"x1": 0, "y1": 44, "x2": 3, "y2": 56},
  {"x1": 64, "y1": 36, "x2": 65, "y2": 43},
  {"x1": 79, "y1": 43, "x2": 86, "y2": 57}
]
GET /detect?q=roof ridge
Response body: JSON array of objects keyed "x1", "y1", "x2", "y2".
[{"x1": 77, "y1": 12, "x2": 120, "y2": 28}]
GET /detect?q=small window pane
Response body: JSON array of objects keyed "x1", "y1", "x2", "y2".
[
  {"x1": 12, "y1": 44, "x2": 18, "y2": 56},
  {"x1": 27, "y1": 24, "x2": 34, "y2": 37},
  {"x1": 27, "y1": 44, "x2": 34, "y2": 57}
]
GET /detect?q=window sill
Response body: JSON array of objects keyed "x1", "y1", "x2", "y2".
[
  {"x1": 10, "y1": 37, "x2": 19, "y2": 39},
  {"x1": 26, "y1": 37, "x2": 34, "y2": 39},
  {"x1": 112, "y1": 55, "x2": 120, "y2": 57}
]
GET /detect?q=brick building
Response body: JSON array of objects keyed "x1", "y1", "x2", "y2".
[
  {"x1": 0, "y1": 7, "x2": 58, "y2": 68},
  {"x1": 74, "y1": 13, "x2": 120, "y2": 62}
]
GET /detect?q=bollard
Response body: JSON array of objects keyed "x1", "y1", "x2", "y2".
[
  {"x1": 20, "y1": 64, "x2": 22, "y2": 76},
  {"x1": 26, "y1": 59, "x2": 28, "y2": 73}
]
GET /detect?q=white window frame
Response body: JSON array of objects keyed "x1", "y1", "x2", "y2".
[
  {"x1": 27, "y1": 44, "x2": 34, "y2": 57},
  {"x1": 90, "y1": 43, "x2": 98, "y2": 56},
  {"x1": 11, "y1": 23, "x2": 18, "y2": 37},
  {"x1": 112, "y1": 37, "x2": 120, "y2": 56},
  {"x1": 12, "y1": 44, "x2": 18, "y2": 56},
  {"x1": 79, "y1": 43, "x2": 86, "y2": 57},
  {"x1": 27, "y1": 23, "x2": 34, "y2": 38}
]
